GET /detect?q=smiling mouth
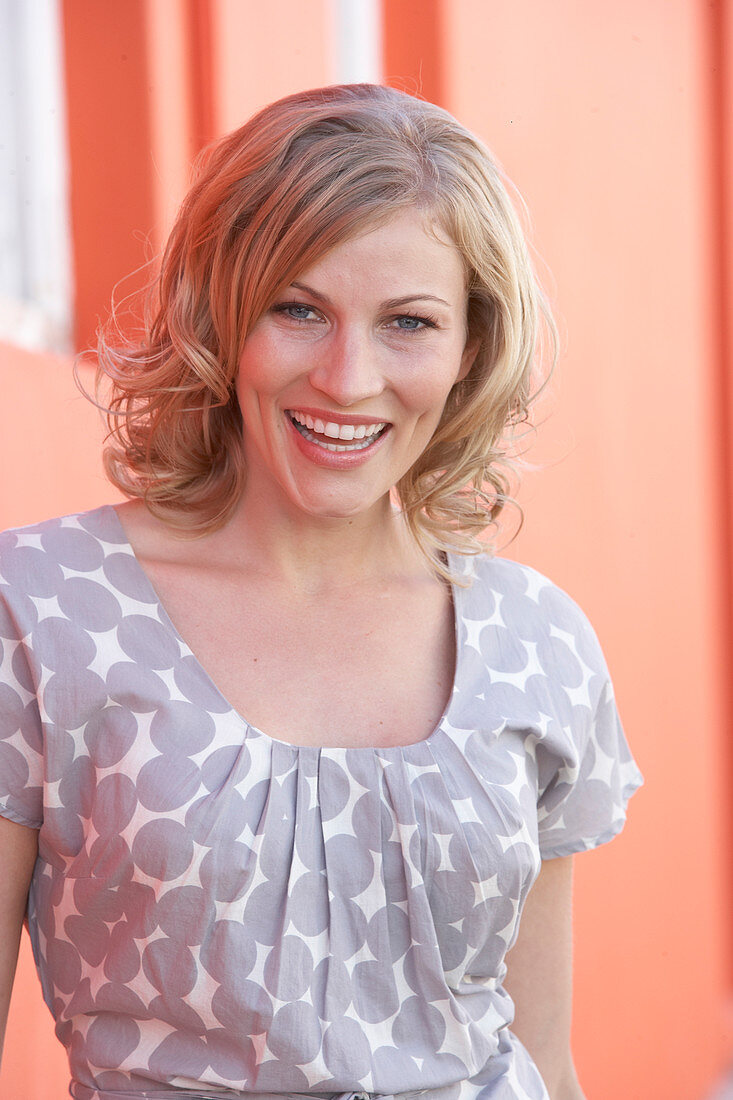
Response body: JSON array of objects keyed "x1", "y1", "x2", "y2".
[{"x1": 287, "y1": 410, "x2": 389, "y2": 452}]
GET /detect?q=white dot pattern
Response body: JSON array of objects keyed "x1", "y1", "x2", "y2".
[{"x1": 0, "y1": 506, "x2": 642, "y2": 1100}]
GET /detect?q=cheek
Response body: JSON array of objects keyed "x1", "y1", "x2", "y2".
[
  {"x1": 236, "y1": 340, "x2": 274, "y2": 394},
  {"x1": 401, "y1": 355, "x2": 464, "y2": 415},
  {"x1": 235, "y1": 349, "x2": 279, "y2": 433}
]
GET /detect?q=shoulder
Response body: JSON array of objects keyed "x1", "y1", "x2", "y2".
[
  {"x1": 0, "y1": 505, "x2": 126, "y2": 559},
  {"x1": 0, "y1": 506, "x2": 127, "y2": 622},
  {"x1": 454, "y1": 550, "x2": 610, "y2": 681}
]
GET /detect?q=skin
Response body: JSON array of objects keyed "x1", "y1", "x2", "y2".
[
  {"x1": 233, "y1": 208, "x2": 477, "y2": 530},
  {"x1": 0, "y1": 817, "x2": 38, "y2": 1063},
  {"x1": 505, "y1": 854, "x2": 586, "y2": 1099},
  {"x1": 1, "y1": 211, "x2": 585, "y2": 1097}
]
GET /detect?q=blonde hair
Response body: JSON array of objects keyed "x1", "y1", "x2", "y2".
[{"x1": 96, "y1": 83, "x2": 555, "y2": 573}]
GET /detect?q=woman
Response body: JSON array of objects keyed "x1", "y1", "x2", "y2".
[{"x1": 0, "y1": 84, "x2": 641, "y2": 1100}]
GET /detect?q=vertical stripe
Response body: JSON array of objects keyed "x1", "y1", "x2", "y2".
[{"x1": 331, "y1": 0, "x2": 383, "y2": 84}]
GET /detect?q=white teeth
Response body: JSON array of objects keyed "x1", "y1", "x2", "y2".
[
  {"x1": 288, "y1": 411, "x2": 386, "y2": 443},
  {"x1": 287, "y1": 411, "x2": 388, "y2": 452}
]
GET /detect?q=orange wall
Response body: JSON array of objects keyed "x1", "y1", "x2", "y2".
[
  {"x1": 428, "y1": 2, "x2": 732, "y2": 1095},
  {"x1": 388, "y1": 4, "x2": 732, "y2": 1094},
  {"x1": 62, "y1": 0, "x2": 156, "y2": 352},
  {"x1": 0, "y1": 348, "x2": 114, "y2": 527},
  {"x1": 2, "y1": 2, "x2": 731, "y2": 1098},
  {"x1": 712, "y1": 0, "x2": 733, "y2": 996}
]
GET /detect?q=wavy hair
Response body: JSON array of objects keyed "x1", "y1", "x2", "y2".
[{"x1": 95, "y1": 83, "x2": 556, "y2": 574}]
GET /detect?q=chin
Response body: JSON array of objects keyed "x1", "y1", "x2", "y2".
[{"x1": 288, "y1": 489, "x2": 386, "y2": 521}]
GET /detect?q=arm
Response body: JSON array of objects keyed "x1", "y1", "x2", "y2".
[
  {"x1": 503, "y1": 854, "x2": 585, "y2": 1100},
  {"x1": 0, "y1": 815, "x2": 38, "y2": 1064}
]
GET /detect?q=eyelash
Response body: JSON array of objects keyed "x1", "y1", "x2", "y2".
[
  {"x1": 390, "y1": 312, "x2": 438, "y2": 332},
  {"x1": 271, "y1": 302, "x2": 438, "y2": 332},
  {"x1": 272, "y1": 303, "x2": 321, "y2": 323}
]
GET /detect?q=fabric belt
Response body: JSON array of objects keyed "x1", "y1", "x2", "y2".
[{"x1": 89, "y1": 1090, "x2": 431, "y2": 1100}]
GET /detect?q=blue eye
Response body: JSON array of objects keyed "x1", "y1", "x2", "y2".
[
  {"x1": 273, "y1": 302, "x2": 319, "y2": 322},
  {"x1": 391, "y1": 314, "x2": 435, "y2": 332}
]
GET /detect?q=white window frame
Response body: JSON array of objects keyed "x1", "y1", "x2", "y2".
[
  {"x1": 0, "y1": 0, "x2": 72, "y2": 353},
  {"x1": 331, "y1": 0, "x2": 383, "y2": 84}
]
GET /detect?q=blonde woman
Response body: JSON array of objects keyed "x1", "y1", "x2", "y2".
[{"x1": 0, "y1": 84, "x2": 641, "y2": 1100}]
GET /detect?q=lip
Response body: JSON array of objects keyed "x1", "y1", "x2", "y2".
[
  {"x1": 284, "y1": 406, "x2": 392, "y2": 428},
  {"x1": 285, "y1": 411, "x2": 391, "y2": 470}
]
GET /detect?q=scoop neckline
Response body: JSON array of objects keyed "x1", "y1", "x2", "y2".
[{"x1": 102, "y1": 504, "x2": 468, "y2": 755}]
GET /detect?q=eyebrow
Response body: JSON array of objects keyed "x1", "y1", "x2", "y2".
[{"x1": 289, "y1": 281, "x2": 452, "y2": 309}]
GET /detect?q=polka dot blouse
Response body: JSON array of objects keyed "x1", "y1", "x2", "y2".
[{"x1": 0, "y1": 506, "x2": 642, "y2": 1100}]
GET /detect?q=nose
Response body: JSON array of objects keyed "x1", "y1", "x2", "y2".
[{"x1": 307, "y1": 327, "x2": 384, "y2": 407}]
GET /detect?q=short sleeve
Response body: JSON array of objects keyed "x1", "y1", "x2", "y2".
[
  {"x1": 536, "y1": 653, "x2": 643, "y2": 860},
  {"x1": 457, "y1": 553, "x2": 643, "y2": 861},
  {"x1": 0, "y1": 581, "x2": 44, "y2": 830}
]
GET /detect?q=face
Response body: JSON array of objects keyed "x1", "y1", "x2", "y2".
[{"x1": 235, "y1": 208, "x2": 477, "y2": 522}]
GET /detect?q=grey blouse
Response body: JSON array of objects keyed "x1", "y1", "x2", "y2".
[{"x1": 0, "y1": 506, "x2": 642, "y2": 1100}]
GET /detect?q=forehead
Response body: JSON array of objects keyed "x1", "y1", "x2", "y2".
[{"x1": 291, "y1": 209, "x2": 467, "y2": 298}]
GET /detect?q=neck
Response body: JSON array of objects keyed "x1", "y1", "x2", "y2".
[{"x1": 218, "y1": 482, "x2": 426, "y2": 593}]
